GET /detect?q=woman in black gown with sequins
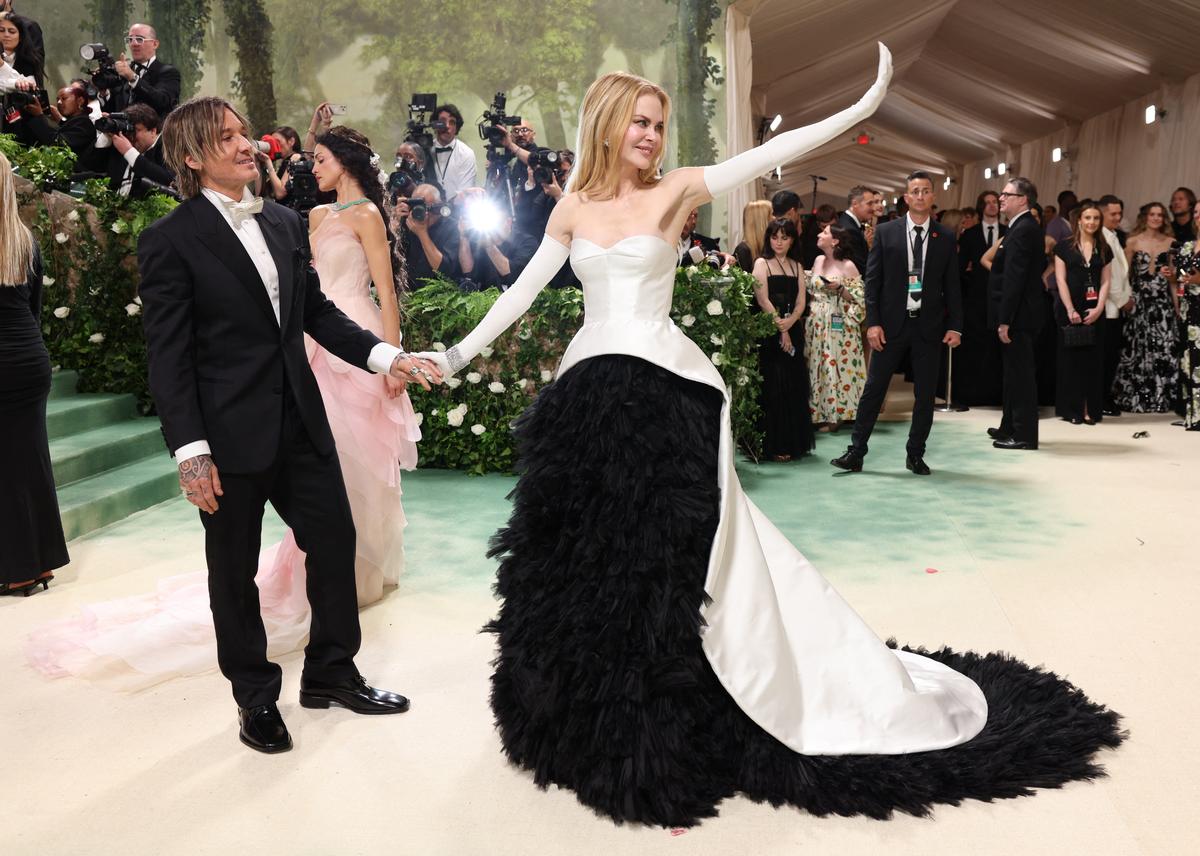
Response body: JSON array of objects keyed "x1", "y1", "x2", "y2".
[{"x1": 0, "y1": 152, "x2": 67, "y2": 595}]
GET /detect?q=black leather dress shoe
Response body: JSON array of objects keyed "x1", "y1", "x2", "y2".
[
  {"x1": 238, "y1": 703, "x2": 292, "y2": 754},
  {"x1": 1069, "y1": 417, "x2": 1084, "y2": 425},
  {"x1": 905, "y1": 455, "x2": 931, "y2": 475},
  {"x1": 300, "y1": 675, "x2": 410, "y2": 715},
  {"x1": 830, "y1": 449, "x2": 864, "y2": 472},
  {"x1": 993, "y1": 438, "x2": 1037, "y2": 450},
  {"x1": 986, "y1": 427, "x2": 1009, "y2": 440},
  {"x1": 1102, "y1": 408, "x2": 1121, "y2": 417}
]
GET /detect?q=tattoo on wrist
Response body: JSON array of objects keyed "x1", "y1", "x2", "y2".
[{"x1": 179, "y1": 454, "x2": 213, "y2": 484}]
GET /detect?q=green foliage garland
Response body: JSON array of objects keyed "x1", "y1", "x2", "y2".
[{"x1": 402, "y1": 264, "x2": 775, "y2": 474}]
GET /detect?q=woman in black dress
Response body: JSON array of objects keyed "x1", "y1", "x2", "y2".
[
  {"x1": 0, "y1": 151, "x2": 67, "y2": 595},
  {"x1": 1053, "y1": 201, "x2": 1112, "y2": 424},
  {"x1": 750, "y1": 217, "x2": 814, "y2": 460}
]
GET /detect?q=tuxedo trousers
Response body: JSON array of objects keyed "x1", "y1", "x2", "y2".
[
  {"x1": 1102, "y1": 315, "x2": 1125, "y2": 409},
  {"x1": 850, "y1": 320, "x2": 940, "y2": 458},
  {"x1": 200, "y1": 388, "x2": 361, "y2": 708},
  {"x1": 999, "y1": 330, "x2": 1039, "y2": 445}
]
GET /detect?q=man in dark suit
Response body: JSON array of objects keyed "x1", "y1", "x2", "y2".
[
  {"x1": 677, "y1": 207, "x2": 721, "y2": 266},
  {"x1": 102, "y1": 23, "x2": 181, "y2": 118},
  {"x1": 956, "y1": 190, "x2": 1006, "y2": 405},
  {"x1": 139, "y1": 97, "x2": 442, "y2": 753},
  {"x1": 988, "y1": 177, "x2": 1046, "y2": 449},
  {"x1": 832, "y1": 171, "x2": 963, "y2": 475},
  {"x1": 102, "y1": 103, "x2": 173, "y2": 199},
  {"x1": 836, "y1": 185, "x2": 874, "y2": 273}
]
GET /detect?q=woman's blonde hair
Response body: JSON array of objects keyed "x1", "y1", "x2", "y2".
[
  {"x1": 741, "y1": 200, "x2": 773, "y2": 259},
  {"x1": 0, "y1": 151, "x2": 35, "y2": 287},
  {"x1": 567, "y1": 71, "x2": 670, "y2": 200},
  {"x1": 161, "y1": 96, "x2": 253, "y2": 199}
]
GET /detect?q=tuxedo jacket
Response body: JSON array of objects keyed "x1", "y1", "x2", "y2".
[
  {"x1": 864, "y1": 216, "x2": 963, "y2": 339},
  {"x1": 107, "y1": 60, "x2": 182, "y2": 117},
  {"x1": 106, "y1": 139, "x2": 174, "y2": 199},
  {"x1": 678, "y1": 230, "x2": 721, "y2": 267},
  {"x1": 987, "y1": 211, "x2": 1047, "y2": 334},
  {"x1": 138, "y1": 196, "x2": 382, "y2": 473},
  {"x1": 958, "y1": 222, "x2": 1007, "y2": 282},
  {"x1": 25, "y1": 113, "x2": 95, "y2": 157},
  {"x1": 835, "y1": 211, "x2": 869, "y2": 272}
]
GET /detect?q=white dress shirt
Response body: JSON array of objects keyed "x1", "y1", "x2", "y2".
[
  {"x1": 0, "y1": 58, "x2": 34, "y2": 94},
  {"x1": 981, "y1": 218, "x2": 1000, "y2": 247},
  {"x1": 843, "y1": 209, "x2": 863, "y2": 230},
  {"x1": 432, "y1": 137, "x2": 478, "y2": 202},
  {"x1": 903, "y1": 214, "x2": 960, "y2": 334},
  {"x1": 1102, "y1": 227, "x2": 1130, "y2": 318},
  {"x1": 173, "y1": 188, "x2": 402, "y2": 462}
]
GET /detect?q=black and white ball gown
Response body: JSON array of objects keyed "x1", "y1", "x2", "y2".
[{"x1": 422, "y1": 45, "x2": 1124, "y2": 827}]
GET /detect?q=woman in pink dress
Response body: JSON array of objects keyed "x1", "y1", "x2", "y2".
[{"x1": 27, "y1": 126, "x2": 420, "y2": 685}]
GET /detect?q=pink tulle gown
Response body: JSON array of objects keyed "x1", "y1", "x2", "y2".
[{"x1": 26, "y1": 206, "x2": 420, "y2": 688}]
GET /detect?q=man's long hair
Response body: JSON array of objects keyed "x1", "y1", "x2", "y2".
[{"x1": 161, "y1": 97, "x2": 253, "y2": 199}]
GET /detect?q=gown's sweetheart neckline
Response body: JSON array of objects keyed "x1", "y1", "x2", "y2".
[{"x1": 571, "y1": 234, "x2": 675, "y2": 253}]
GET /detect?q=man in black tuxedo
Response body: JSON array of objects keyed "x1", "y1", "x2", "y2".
[
  {"x1": 102, "y1": 23, "x2": 181, "y2": 118},
  {"x1": 836, "y1": 184, "x2": 874, "y2": 272},
  {"x1": 956, "y1": 190, "x2": 1006, "y2": 405},
  {"x1": 139, "y1": 97, "x2": 442, "y2": 754},
  {"x1": 102, "y1": 103, "x2": 173, "y2": 199},
  {"x1": 832, "y1": 171, "x2": 962, "y2": 475},
  {"x1": 677, "y1": 207, "x2": 721, "y2": 266},
  {"x1": 988, "y1": 177, "x2": 1046, "y2": 449}
]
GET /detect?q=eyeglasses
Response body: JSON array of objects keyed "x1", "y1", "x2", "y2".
[
  {"x1": 124, "y1": 35, "x2": 154, "y2": 45},
  {"x1": 998, "y1": 191, "x2": 1025, "y2": 199}
]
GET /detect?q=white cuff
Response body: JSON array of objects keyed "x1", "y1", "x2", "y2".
[
  {"x1": 123, "y1": 148, "x2": 140, "y2": 167},
  {"x1": 367, "y1": 342, "x2": 403, "y2": 374},
  {"x1": 174, "y1": 440, "x2": 211, "y2": 462}
]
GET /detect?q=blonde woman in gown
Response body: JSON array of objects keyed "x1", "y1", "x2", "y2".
[
  {"x1": 27, "y1": 127, "x2": 419, "y2": 685},
  {"x1": 418, "y1": 45, "x2": 1123, "y2": 827}
]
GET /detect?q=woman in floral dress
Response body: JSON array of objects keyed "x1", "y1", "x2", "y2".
[
  {"x1": 1175, "y1": 200, "x2": 1200, "y2": 430},
  {"x1": 1112, "y1": 202, "x2": 1180, "y2": 413},
  {"x1": 806, "y1": 223, "x2": 866, "y2": 430}
]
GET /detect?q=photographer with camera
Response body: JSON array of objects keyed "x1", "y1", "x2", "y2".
[
  {"x1": 0, "y1": 12, "x2": 42, "y2": 138},
  {"x1": 393, "y1": 183, "x2": 460, "y2": 290},
  {"x1": 100, "y1": 102, "x2": 173, "y2": 199},
  {"x1": 96, "y1": 24, "x2": 180, "y2": 119},
  {"x1": 256, "y1": 125, "x2": 302, "y2": 203},
  {"x1": 512, "y1": 147, "x2": 573, "y2": 237},
  {"x1": 385, "y1": 141, "x2": 436, "y2": 217},
  {"x1": 22, "y1": 81, "x2": 96, "y2": 159},
  {"x1": 456, "y1": 188, "x2": 540, "y2": 291},
  {"x1": 430, "y1": 103, "x2": 477, "y2": 203}
]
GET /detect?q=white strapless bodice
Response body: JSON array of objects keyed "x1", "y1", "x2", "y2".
[{"x1": 555, "y1": 234, "x2": 988, "y2": 757}]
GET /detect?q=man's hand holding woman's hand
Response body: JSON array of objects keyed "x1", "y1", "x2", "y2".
[{"x1": 389, "y1": 354, "x2": 444, "y2": 391}]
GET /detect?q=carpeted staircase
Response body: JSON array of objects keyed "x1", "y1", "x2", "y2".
[{"x1": 47, "y1": 370, "x2": 179, "y2": 541}]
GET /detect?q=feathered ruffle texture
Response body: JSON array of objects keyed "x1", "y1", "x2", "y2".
[{"x1": 484, "y1": 354, "x2": 1125, "y2": 827}]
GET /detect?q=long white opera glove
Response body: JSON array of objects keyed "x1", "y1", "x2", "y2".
[
  {"x1": 703, "y1": 43, "x2": 893, "y2": 198},
  {"x1": 415, "y1": 234, "x2": 571, "y2": 375}
]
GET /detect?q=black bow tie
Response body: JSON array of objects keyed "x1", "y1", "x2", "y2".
[{"x1": 434, "y1": 145, "x2": 453, "y2": 153}]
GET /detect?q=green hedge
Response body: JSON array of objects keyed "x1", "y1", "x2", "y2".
[{"x1": 401, "y1": 264, "x2": 775, "y2": 473}]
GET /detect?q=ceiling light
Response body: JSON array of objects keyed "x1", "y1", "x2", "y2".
[
  {"x1": 943, "y1": 177, "x2": 951, "y2": 190},
  {"x1": 984, "y1": 167, "x2": 992, "y2": 180},
  {"x1": 769, "y1": 114, "x2": 782, "y2": 132},
  {"x1": 1052, "y1": 147, "x2": 1062, "y2": 163},
  {"x1": 1145, "y1": 104, "x2": 1157, "y2": 125},
  {"x1": 997, "y1": 162, "x2": 1007, "y2": 176}
]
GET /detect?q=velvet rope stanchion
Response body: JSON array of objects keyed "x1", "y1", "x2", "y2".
[{"x1": 937, "y1": 343, "x2": 969, "y2": 412}]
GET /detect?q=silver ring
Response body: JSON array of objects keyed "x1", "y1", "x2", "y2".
[{"x1": 409, "y1": 366, "x2": 422, "y2": 377}]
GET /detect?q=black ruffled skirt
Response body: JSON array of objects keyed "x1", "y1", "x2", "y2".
[{"x1": 485, "y1": 355, "x2": 1125, "y2": 827}]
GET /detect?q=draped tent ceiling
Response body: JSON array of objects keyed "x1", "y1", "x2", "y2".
[{"x1": 726, "y1": 0, "x2": 1200, "y2": 234}]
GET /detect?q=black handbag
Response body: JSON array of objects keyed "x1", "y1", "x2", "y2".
[{"x1": 1061, "y1": 323, "x2": 1096, "y2": 348}]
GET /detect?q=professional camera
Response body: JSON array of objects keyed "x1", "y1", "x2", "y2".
[
  {"x1": 527, "y1": 147, "x2": 562, "y2": 186},
  {"x1": 387, "y1": 159, "x2": 423, "y2": 204},
  {"x1": 478, "y1": 92, "x2": 521, "y2": 149},
  {"x1": 79, "y1": 43, "x2": 123, "y2": 92},
  {"x1": 403, "y1": 92, "x2": 446, "y2": 151},
  {"x1": 397, "y1": 197, "x2": 452, "y2": 223},
  {"x1": 6, "y1": 87, "x2": 50, "y2": 111},
  {"x1": 286, "y1": 158, "x2": 320, "y2": 216},
  {"x1": 94, "y1": 112, "x2": 134, "y2": 135}
]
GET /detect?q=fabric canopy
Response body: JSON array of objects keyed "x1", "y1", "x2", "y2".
[{"x1": 725, "y1": 0, "x2": 1200, "y2": 239}]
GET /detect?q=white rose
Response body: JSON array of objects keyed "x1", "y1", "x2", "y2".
[
  {"x1": 452, "y1": 403, "x2": 469, "y2": 417},
  {"x1": 737, "y1": 369, "x2": 750, "y2": 386},
  {"x1": 517, "y1": 378, "x2": 530, "y2": 390},
  {"x1": 517, "y1": 327, "x2": 532, "y2": 340},
  {"x1": 711, "y1": 352, "x2": 723, "y2": 366},
  {"x1": 413, "y1": 412, "x2": 424, "y2": 426},
  {"x1": 445, "y1": 376, "x2": 462, "y2": 389},
  {"x1": 67, "y1": 210, "x2": 80, "y2": 223},
  {"x1": 43, "y1": 276, "x2": 55, "y2": 286},
  {"x1": 540, "y1": 370, "x2": 553, "y2": 383},
  {"x1": 710, "y1": 334, "x2": 724, "y2": 345},
  {"x1": 89, "y1": 332, "x2": 105, "y2": 344},
  {"x1": 110, "y1": 221, "x2": 125, "y2": 234},
  {"x1": 706, "y1": 299, "x2": 724, "y2": 316},
  {"x1": 480, "y1": 346, "x2": 494, "y2": 358},
  {"x1": 124, "y1": 302, "x2": 141, "y2": 316},
  {"x1": 54, "y1": 232, "x2": 68, "y2": 244},
  {"x1": 53, "y1": 306, "x2": 70, "y2": 319},
  {"x1": 466, "y1": 371, "x2": 482, "y2": 384},
  {"x1": 447, "y1": 409, "x2": 465, "y2": 427},
  {"x1": 685, "y1": 267, "x2": 696, "y2": 279},
  {"x1": 488, "y1": 381, "x2": 506, "y2": 393},
  {"x1": 431, "y1": 408, "x2": 439, "y2": 416},
  {"x1": 432, "y1": 342, "x2": 446, "y2": 352},
  {"x1": 681, "y1": 314, "x2": 696, "y2": 327},
  {"x1": 470, "y1": 423, "x2": 486, "y2": 436}
]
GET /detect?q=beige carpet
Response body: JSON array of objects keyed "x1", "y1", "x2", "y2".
[{"x1": 3, "y1": 384, "x2": 1196, "y2": 856}]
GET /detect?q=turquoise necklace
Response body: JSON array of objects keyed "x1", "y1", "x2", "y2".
[{"x1": 332, "y1": 197, "x2": 369, "y2": 211}]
